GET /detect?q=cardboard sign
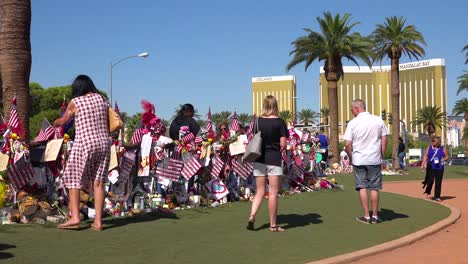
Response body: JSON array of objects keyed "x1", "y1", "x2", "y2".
[
  {"x1": 44, "y1": 139, "x2": 64, "y2": 162},
  {"x1": 229, "y1": 136, "x2": 246, "y2": 156},
  {"x1": 0, "y1": 152, "x2": 10, "y2": 172},
  {"x1": 205, "y1": 179, "x2": 229, "y2": 200},
  {"x1": 108, "y1": 145, "x2": 118, "y2": 171}
]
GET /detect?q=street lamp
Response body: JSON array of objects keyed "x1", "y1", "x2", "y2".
[{"x1": 110, "y1": 52, "x2": 150, "y2": 105}]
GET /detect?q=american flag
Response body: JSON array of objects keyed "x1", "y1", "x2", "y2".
[
  {"x1": 130, "y1": 128, "x2": 144, "y2": 145},
  {"x1": 293, "y1": 162, "x2": 305, "y2": 179},
  {"x1": 230, "y1": 111, "x2": 240, "y2": 132},
  {"x1": 119, "y1": 150, "x2": 136, "y2": 180},
  {"x1": 7, "y1": 97, "x2": 19, "y2": 129},
  {"x1": 194, "y1": 136, "x2": 203, "y2": 144},
  {"x1": 33, "y1": 118, "x2": 55, "y2": 142},
  {"x1": 232, "y1": 159, "x2": 253, "y2": 179},
  {"x1": 7, "y1": 155, "x2": 35, "y2": 190},
  {"x1": 156, "y1": 158, "x2": 184, "y2": 181},
  {"x1": 0, "y1": 115, "x2": 6, "y2": 135},
  {"x1": 247, "y1": 117, "x2": 255, "y2": 134},
  {"x1": 58, "y1": 97, "x2": 74, "y2": 136},
  {"x1": 181, "y1": 132, "x2": 195, "y2": 144},
  {"x1": 181, "y1": 156, "x2": 201, "y2": 180},
  {"x1": 114, "y1": 101, "x2": 120, "y2": 114},
  {"x1": 206, "y1": 108, "x2": 212, "y2": 132},
  {"x1": 209, "y1": 155, "x2": 224, "y2": 178}
]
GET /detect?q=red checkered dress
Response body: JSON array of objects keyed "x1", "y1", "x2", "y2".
[{"x1": 62, "y1": 93, "x2": 111, "y2": 189}]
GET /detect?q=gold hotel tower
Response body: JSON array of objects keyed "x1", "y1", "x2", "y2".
[
  {"x1": 319, "y1": 58, "x2": 447, "y2": 140},
  {"x1": 251, "y1": 75, "x2": 296, "y2": 117}
]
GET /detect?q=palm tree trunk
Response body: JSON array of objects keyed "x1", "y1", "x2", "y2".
[
  {"x1": 464, "y1": 113, "x2": 468, "y2": 154},
  {"x1": 390, "y1": 57, "x2": 401, "y2": 170},
  {"x1": 0, "y1": 0, "x2": 32, "y2": 140},
  {"x1": 328, "y1": 81, "x2": 339, "y2": 164}
]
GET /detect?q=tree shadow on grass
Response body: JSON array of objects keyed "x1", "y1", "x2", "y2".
[
  {"x1": 378, "y1": 208, "x2": 409, "y2": 222},
  {"x1": 0, "y1": 243, "x2": 15, "y2": 260},
  {"x1": 100, "y1": 211, "x2": 180, "y2": 230},
  {"x1": 255, "y1": 213, "x2": 323, "y2": 231}
]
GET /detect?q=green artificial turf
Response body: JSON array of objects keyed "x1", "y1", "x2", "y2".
[{"x1": 0, "y1": 174, "x2": 453, "y2": 264}]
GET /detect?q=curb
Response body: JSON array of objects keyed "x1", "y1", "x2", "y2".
[{"x1": 307, "y1": 199, "x2": 462, "y2": 264}]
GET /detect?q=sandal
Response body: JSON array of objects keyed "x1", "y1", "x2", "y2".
[
  {"x1": 269, "y1": 226, "x2": 285, "y2": 232},
  {"x1": 246, "y1": 216, "x2": 255, "y2": 231},
  {"x1": 58, "y1": 223, "x2": 80, "y2": 230},
  {"x1": 90, "y1": 223, "x2": 103, "y2": 231}
]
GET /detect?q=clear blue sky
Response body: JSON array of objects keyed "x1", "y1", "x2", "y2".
[{"x1": 30, "y1": 0, "x2": 468, "y2": 120}]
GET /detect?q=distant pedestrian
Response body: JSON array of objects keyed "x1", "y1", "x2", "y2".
[
  {"x1": 421, "y1": 136, "x2": 449, "y2": 201},
  {"x1": 398, "y1": 137, "x2": 406, "y2": 169},
  {"x1": 344, "y1": 99, "x2": 389, "y2": 224},
  {"x1": 315, "y1": 130, "x2": 329, "y2": 169},
  {"x1": 53, "y1": 75, "x2": 111, "y2": 231}
]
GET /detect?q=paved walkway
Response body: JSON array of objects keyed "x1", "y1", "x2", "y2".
[{"x1": 352, "y1": 179, "x2": 468, "y2": 264}]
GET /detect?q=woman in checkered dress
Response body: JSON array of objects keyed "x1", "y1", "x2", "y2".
[{"x1": 54, "y1": 75, "x2": 111, "y2": 230}]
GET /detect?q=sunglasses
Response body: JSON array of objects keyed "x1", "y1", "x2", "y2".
[{"x1": 220, "y1": 128, "x2": 227, "y2": 131}]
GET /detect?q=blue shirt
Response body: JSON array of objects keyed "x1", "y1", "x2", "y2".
[
  {"x1": 427, "y1": 146, "x2": 445, "y2": 170},
  {"x1": 317, "y1": 134, "x2": 328, "y2": 149}
]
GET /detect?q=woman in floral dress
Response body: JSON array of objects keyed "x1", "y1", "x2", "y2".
[{"x1": 54, "y1": 75, "x2": 111, "y2": 230}]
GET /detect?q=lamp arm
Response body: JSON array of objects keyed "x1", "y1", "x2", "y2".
[{"x1": 111, "y1": 55, "x2": 139, "y2": 69}]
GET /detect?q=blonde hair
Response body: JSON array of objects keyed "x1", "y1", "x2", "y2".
[
  {"x1": 261, "y1": 95, "x2": 278, "y2": 116},
  {"x1": 431, "y1": 136, "x2": 442, "y2": 147}
]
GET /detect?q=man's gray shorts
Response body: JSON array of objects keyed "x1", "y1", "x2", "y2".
[{"x1": 354, "y1": 165, "x2": 382, "y2": 191}]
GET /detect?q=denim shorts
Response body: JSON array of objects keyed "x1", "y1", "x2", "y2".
[
  {"x1": 253, "y1": 162, "x2": 283, "y2": 177},
  {"x1": 354, "y1": 165, "x2": 382, "y2": 191}
]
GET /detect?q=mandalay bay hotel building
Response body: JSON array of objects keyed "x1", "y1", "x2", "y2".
[
  {"x1": 319, "y1": 58, "x2": 447, "y2": 141},
  {"x1": 251, "y1": 75, "x2": 297, "y2": 118}
]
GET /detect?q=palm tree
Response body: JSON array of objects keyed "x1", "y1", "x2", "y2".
[
  {"x1": 297, "y1": 109, "x2": 320, "y2": 126},
  {"x1": 457, "y1": 71, "x2": 468, "y2": 95},
  {"x1": 161, "y1": 118, "x2": 170, "y2": 128},
  {"x1": 237, "y1": 113, "x2": 251, "y2": 127},
  {"x1": 320, "y1": 107, "x2": 330, "y2": 133},
  {"x1": 452, "y1": 98, "x2": 468, "y2": 153},
  {"x1": 463, "y1": 44, "x2": 468, "y2": 64},
  {"x1": 0, "y1": 1, "x2": 32, "y2": 140},
  {"x1": 371, "y1": 16, "x2": 426, "y2": 169},
  {"x1": 211, "y1": 111, "x2": 231, "y2": 130},
  {"x1": 412, "y1": 106, "x2": 446, "y2": 137},
  {"x1": 279, "y1": 110, "x2": 294, "y2": 124},
  {"x1": 197, "y1": 119, "x2": 207, "y2": 129},
  {"x1": 287, "y1": 12, "x2": 373, "y2": 163}
]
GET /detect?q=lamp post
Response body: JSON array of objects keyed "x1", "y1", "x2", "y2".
[{"x1": 110, "y1": 52, "x2": 150, "y2": 105}]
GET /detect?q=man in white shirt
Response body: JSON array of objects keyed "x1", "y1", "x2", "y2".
[{"x1": 344, "y1": 99, "x2": 389, "y2": 224}]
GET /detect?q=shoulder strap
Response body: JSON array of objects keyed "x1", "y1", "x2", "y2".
[
  {"x1": 429, "y1": 147, "x2": 439, "y2": 162},
  {"x1": 255, "y1": 118, "x2": 259, "y2": 133}
]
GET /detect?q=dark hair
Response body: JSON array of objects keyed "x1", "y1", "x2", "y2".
[
  {"x1": 177, "y1": 103, "x2": 195, "y2": 116},
  {"x1": 71, "y1": 75, "x2": 101, "y2": 99}
]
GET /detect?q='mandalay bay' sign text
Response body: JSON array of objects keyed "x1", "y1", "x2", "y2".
[{"x1": 399, "y1": 60, "x2": 431, "y2": 70}]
